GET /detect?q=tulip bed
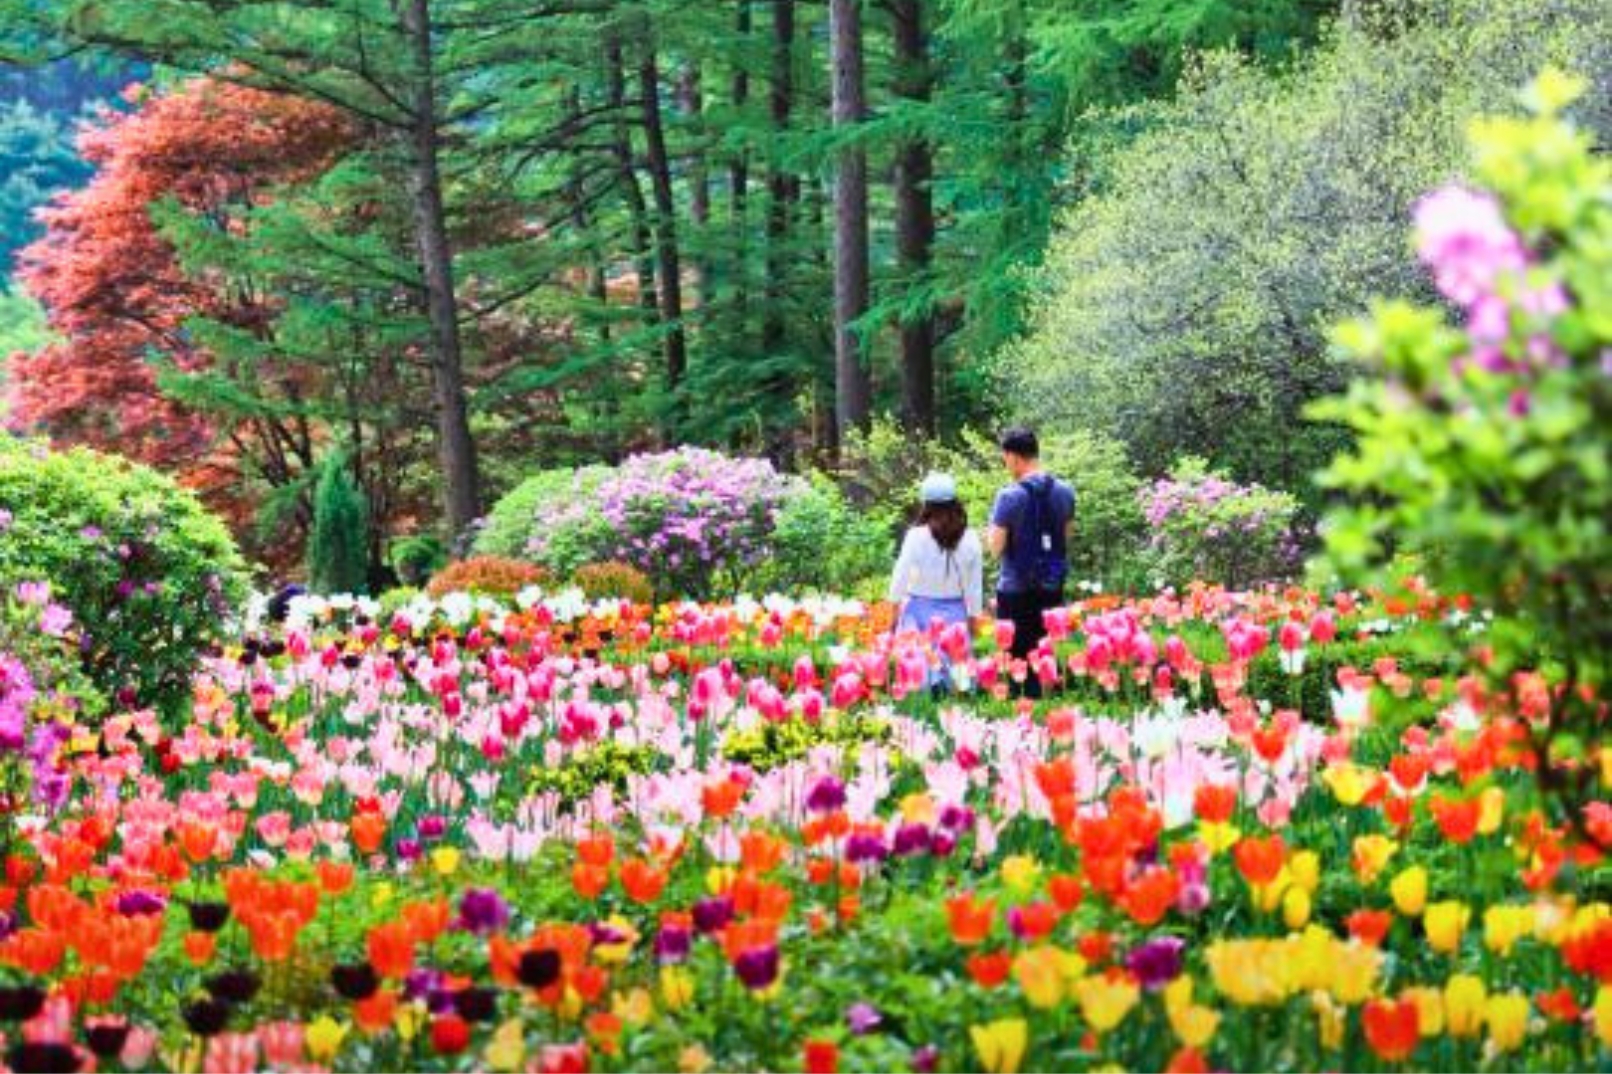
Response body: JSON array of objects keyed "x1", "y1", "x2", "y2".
[{"x1": 0, "y1": 579, "x2": 1606, "y2": 1073}]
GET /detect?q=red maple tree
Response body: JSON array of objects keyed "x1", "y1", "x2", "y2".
[{"x1": 8, "y1": 78, "x2": 353, "y2": 489}]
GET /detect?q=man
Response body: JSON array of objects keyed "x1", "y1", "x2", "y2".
[{"x1": 986, "y1": 427, "x2": 1075, "y2": 698}]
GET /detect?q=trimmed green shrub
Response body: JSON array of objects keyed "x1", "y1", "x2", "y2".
[
  {"x1": 307, "y1": 454, "x2": 370, "y2": 596},
  {"x1": 756, "y1": 475, "x2": 891, "y2": 596},
  {"x1": 473, "y1": 466, "x2": 609, "y2": 560},
  {"x1": 390, "y1": 534, "x2": 447, "y2": 587},
  {"x1": 0, "y1": 438, "x2": 249, "y2": 717}
]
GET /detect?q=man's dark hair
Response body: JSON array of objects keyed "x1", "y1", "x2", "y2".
[{"x1": 999, "y1": 426, "x2": 1039, "y2": 459}]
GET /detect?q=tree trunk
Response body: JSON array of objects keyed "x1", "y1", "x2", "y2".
[
  {"x1": 399, "y1": 0, "x2": 480, "y2": 538},
  {"x1": 891, "y1": 0, "x2": 935, "y2": 437},
  {"x1": 605, "y1": 35, "x2": 658, "y2": 320},
  {"x1": 564, "y1": 87, "x2": 611, "y2": 342},
  {"x1": 762, "y1": 0, "x2": 797, "y2": 358},
  {"x1": 677, "y1": 64, "x2": 711, "y2": 305},
  {"x1": 829, "y1": 0, "x2": 871, "y2": 444},
  {"x1": 730, "y1": 0, "x2": 752, "y2": 322},
  {"x1": 639, "y1": 39, "x2": 687, "y2": 393}
]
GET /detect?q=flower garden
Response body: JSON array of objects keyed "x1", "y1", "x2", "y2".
[
  {"x1": 0, "y1": 24, "x2": 1609, "y2": 1074},
  {"x1": 0, "y1": 572, "x2": 1604, "y2": 1073}
]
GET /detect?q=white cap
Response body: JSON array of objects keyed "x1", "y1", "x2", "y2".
[{"x1": 919, "y1": 471, "x2": 957, "y2": 504}]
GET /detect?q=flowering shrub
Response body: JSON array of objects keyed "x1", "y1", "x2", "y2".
[
  {"x1": 473, "y1": 466, "x2": 610, "y2": 559},
  {"x1": 0, "y1": 438, "x2": 248, "y2": 718},
  {"x1": 426, "y1": 556, "x2": 549, "y2": 599},
  {"x1": 1315, "y1": 70, "x2": 1611, "y2": 814},
  {"x1": 527, "y1": 448, "x2": 807, "y2": 598},
  {"x1": 1140, "y1": 457, "x2": 1302, "y2": 589},
  {"x1": 572, "y1": 561, "x2": 654, "y2": 604}
]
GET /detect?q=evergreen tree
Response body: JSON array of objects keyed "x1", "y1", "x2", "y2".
[{"x1": 307, "y1": 452, "x2": 371, "y2": 595}]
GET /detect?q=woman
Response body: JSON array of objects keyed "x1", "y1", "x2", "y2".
[{"x1": 889, "y1": 472, "x2": 984, "y2": 634}]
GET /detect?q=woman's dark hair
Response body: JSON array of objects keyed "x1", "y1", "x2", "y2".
[
  {"x1": 919, "y1": 499, "x2": 967, "y2": 552},
  {"x1": 999, "y1": 426, "x2": 1039, "y2": 459}
]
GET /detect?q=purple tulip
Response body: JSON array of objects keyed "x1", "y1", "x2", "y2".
[
  {"x1": 1125, "y1": 936, "x2": 1186, "y2": 991},
  {"x1": 806, "y1": 775, "x2": 846, "y2": 814},
  {"x1": 456, "y1": 888, "x2": 510, "y2": 935},
  {"x1": 734, "y1": 945, "x2": 779, "y2": 990}
]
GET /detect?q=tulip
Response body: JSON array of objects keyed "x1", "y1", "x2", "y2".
[
  {"x1": 1483, "y1": 991, "x2": 1529, "y2": 1053},
  {"x1": 1012, "y1": 945, "x2": 1065, "y2": 1009},
  {"x1": 1074, "y1": 974, "x2": 1140, "y2": 1033},
  {"x1": 970, "y1": 1017, "x2": 1028, "y2": 1074},
  {"x1": 1443, "y1": 974, "x2": 1486, "y2": 1037},
  {"x1": 1424, "y1": 900, "x2": 1470, "y2": 955},
  {"x1": 1403, "y1": 986, "x2": 1444, "y2": 1037},
  {"x1": 1594, "y1": 985, "x2": 1612, "y2": 1049},
  {"x1": 1390, "y1": 866, "x2": 1427, "y2": 917},
  {"x1": 1482, "y1": 904, "x2": 1533, "y2": 956},
  {"x1": 305, "y1": 1015, "x2": 348, "y2": 1064},
  {"x1": 1362, "y1": 996, "x2": 1420, "y2": 1062}
]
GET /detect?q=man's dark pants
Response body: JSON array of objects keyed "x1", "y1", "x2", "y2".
[{"x1": 996, "y1": 586, "x2": 1063, "y2": 699}]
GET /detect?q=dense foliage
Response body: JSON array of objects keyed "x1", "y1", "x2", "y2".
[
  {"x1": 425, "y1": 556, "x2": 550, "y2": 600},
  {"x1": 1316, "y1": 71, "x2": 1611, "y2": 819},
  {"x1": 1014, "y1": 0, "x2": 1611, "y2": 496},
  {"x1": 0, "y1": 438, "x2": 247, "y2": 716},
  {"x1": 473, "y1": 467, "x2": 610, "y2": 562}
]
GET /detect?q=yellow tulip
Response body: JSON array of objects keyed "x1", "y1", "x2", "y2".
[
  {"x1": 679, "y1": 1044, "x2": 713, "y2": 1074},
  {"x1": 611, "y1": 987, "x2": 655, "y2": 1027},
  {"x1": 1351, "y1": 834, "x2": 1399, "y2": 884},
  {"x1": 706, "y1": 866, "x2": 736, "y2": 894},
  {"x1": 1390, "y1": 866, "x2": 1428, "y2": 917},
  {"x1": 1283, "y1": 885, "x2": 1312, "y2": 930},
  {"x1": 1169, "y1": 1002, "x2": 1220, "y2": 1049},
  {"x1": 1600, "y1": 745, "x2": 1612, "y2": 789},
  {"x1": 1403, "y1": 986, "x2": 1444, "y2": 1037},
  {"x1": 1163, "y1": 975, "x2": 1195, "y2": 1017},
  {"x1": 1483, "y1": 991, "x2": 1530, "y2": 1053},
  {"x1": 1074, "y1": 974, "x2": 1140, "y2": 1033},
  {"x1": 1311, "y1": 992, "x2": 1345, "y2": 1051},
  {"x1": 1327, "y1": 939, "x2": 1384, "y2": 1005},
  {"x1": 369, "y1": 881, "x2": 395, "y2": 911},
  {"x1": 1013, "y1": 946, "x2": 1066, "y2": 1010},
  {"x1": 1424, "y1": 901, "x2": 1471, "y2": 955},
  {"x1": 593, "y1": 915, "x2": 638, "y2": 964},
  {"x1": 396, "y1": 1001, "x2": 424, "y2": 1040},
  {"x1": 900, "y1": 792, "x2": 936, "y2": 825},
  {"x1": 1443, "y1": 974, "x2": 1486, "y2": 1037},
  {"x1": 484, "y1": 1019, "x2": 525, "y2": 1073},
  {"x1": 660, "y1": 966, "x2": 695, "y2": 1011},
  {"x1": 1482, "y1": 904, "x2": 1533, "y2": 956},
  {"x1": 1323, "y1": 762, "x2": 1374, "y2": 806},
  {"x1": 1001, "y1": 854, "x2": 1042, "y2": 894},
  {"x1": 971, "y1": 1018, "x2": 1029, "y2": 1074},
  {"x1": 1289, "y1": 851, "x2": 1321, "y2": 893},
  {"x1": 1594, "y1": 986, "x2": 1612, "y2": 1049},
  {"x1": 1476, "y1": 786, "x2": 1505, "y2": 835},
  {"x1": 305, "y1": 1016, "x2": 348, "y2": 1064},
  {"x1": 1198, "y1": 821, "x2": 1241, "y2": 855},
  {"x1": 1206, "y1": 940, "x2": 1291, "y2": 1007},
  {"x1": 429, "y1": 846, "x2": 461, "y2": 877}
]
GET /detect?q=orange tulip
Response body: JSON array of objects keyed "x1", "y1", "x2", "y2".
[
  {"x1": 965, "y1": 949, "x2": 1013, "y2": 989},
  {"x1": 355, "y1": 989, "x2": 399, "y2": 1033},
  {"x1": 702, "y1": 780, "x2": 747, "y2": 819},
  {"x1": 576, "y1": 833, "x2": 615, "y2": 868},
  {"x1": 1049, "y1": 874, "x2": 1085, "y2": 913},
  {"x1": 317, "y1": 860, "x2": 355, "y2": 895},
  {"x1": 350, "y1": 812, "x2": 387, "y2": 855},
  {"x1": 619, "y1": 859, "x2": 668, "y2": 904},
  {"x1": 184, "y1": 930, "x2": 218, "y2": 965},
  {"x1": 1233, "y1": 835, "x2": 1286, "y2": 887},
  {"x1": 945, "y1": 893, "x2": 995, "y2": 947},
  {"x1": 1346, "y1": 909, "x2": 1394, "y2": 947},
  {"x1": 738, "y1": 831, "x2": 785, "y2": 873},
  {"x1": 179, "y1": 822, "x2": 218, "y2": 863},
  {"x1": 367, "y1": 920, "x2": 416, "y2": 980},
  {"x1": 572, "y1": 862, "x2": 610, "y2": 900},
  {"x1": 1119, "y1": 866, "x2": 1179, "y2": 927}
]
